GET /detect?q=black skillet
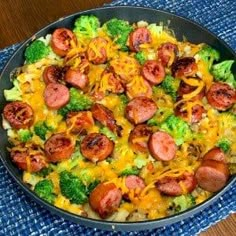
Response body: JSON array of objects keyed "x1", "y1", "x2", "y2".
[{"x1": 0, "y1": 6, "x2": 235, "y2": 232}]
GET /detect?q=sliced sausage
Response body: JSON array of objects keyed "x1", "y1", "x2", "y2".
[
  {"x1": 125, "y1": 175, "x2": 146, "y2": 190},
  {"x1": 157, "y1": 42, "x2": 178, "y2": 67},
  {"x1": 91, "y1": 103, "x2": 122, "y2": 136},
  {"x1": 129, "y1": 124, "x2": 152, "y2": 153},
  {"x1": 51, "y1": 28, "x2": 76, "y2": 57},
  {"x1": 148, "y1": 131, "x2": 177, "y2": 161},
  {"x1": 203, "y1": 147, "x2": 226, "y2": 163},
  {"x1": 81, "y1": 133, "x2": 114, "y2": 162},
  {"x1": 11, "y1": 146, "x2": 47, "y2": 172},
  {"x1": 129, "y1": 27, "x2": 151, "y2": 52},
  {"x1": 3, "y1": 101, "x2": 34, "y2": 129},
  {"x1": 125, "y1": 96, "x2": 157, "y2": 124},
  {"x1": 171, "y1": 57, "x2": 198, "y2": 77},
  {"x1": 195, "y1": 159, "x2": 229, "y2": 192},
  {"x1": 64, "y1": 68, "x2": 89, "y2": 91},
  {"x1": 66, "y1": 111, "x2": 94, "y2": 135},
  {"x1": 89, "y1": 182, "x2": 122, "y2": 219},
  {"x1": 43, "y1": 65, "x2": 63, "y2": 85},
  {"x1": 206, "y1": 82, "x2": 236, "y2": 111},
  {"x1": 87, "y1": 37, "x2": 108, "y2": 64},
  {"x1": 44, "y1": 133, "x2": 75, "y2": 163},
  {"x1": 44, "y1": 83, "x2": 70, "y2": 109},
  {"x1": 142, "y1": 60, "x2": 165, "y2": 85}
]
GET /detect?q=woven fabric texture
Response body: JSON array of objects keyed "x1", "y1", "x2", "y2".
[{"x1": 0, "y1": 0, "x2": 235, "y2": 235}]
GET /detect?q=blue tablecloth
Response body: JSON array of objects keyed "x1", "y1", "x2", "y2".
[{"x1": 0, "y1": 0, "x2": 235, "y2": 235}]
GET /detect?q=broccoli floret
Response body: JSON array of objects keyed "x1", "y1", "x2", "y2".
[
  {"x1": 160, "y1": 114, "x2": 192, "y2": 145},
  {"x1": 34, "y1": 121, "x2": 53, "y2": 140},
  {"x1": 60, "y1": 170, "x2": 98, "y2": 204},
  {"x1": 119, "y1": 94, "x2": 129, "y2": 105},
  {"x1": 73, "y1": 15, "x2": 100, "y2": 40},
  {"x1": 147, "y1": 24, "x2": 163, "y2": 38},
  {"x1": 58, "y1": 88, "x2": 93, "y2": 117},
  {"x1": 120, "y1": 167, "x2": 140, "y2": 176},
  {"x1": 171, "y1": 194, "x2": 196, "y2": 213},
  {"x1": 135, "y1": 51, "x2": 146, "y2": 65},
  {"x1": 24, "y1": 40, "x2": 50, "y2": 64},
  {"x1": 34, "y1": 179, "x2": 56, "y2": 204},
  {"x1": 17, "y1": 129, "x2": 32, "y2": 142},
  {"x1": 216, "y1": 138, "x2": 231, "y2": 153},
  {"x1": 104, "y1": 18, "x2": 133, "y2": 51},
  {"x1": 4, "y1": 80, "x2": 22, "y2": 101},
  {"x1": 196, "y1": 45, "x2": 220, "y2": 69},
  {"x1": 161, "y1": 75, "x2": 180, "y2": 100},
  {"x1": 211, "y1": 60, "x2": 235, "y2": 88},
  {"x1": 147, "y1": 107, "x2": 173, "y2": 126},
  {"x1": 99, "y1": 126, "x2": 117, "y2": 141},
  {"x1": 36, "y1": 165, "x2": 54, "y2": 177}
]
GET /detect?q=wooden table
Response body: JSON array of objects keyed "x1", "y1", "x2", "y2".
[{"x1": 0, "y1": 1, "x2": 235, "y2": 235}]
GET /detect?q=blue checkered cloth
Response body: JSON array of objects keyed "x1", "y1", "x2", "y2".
[{"x1": 0, "y1": 1, "x2": 235, "y2": 235}]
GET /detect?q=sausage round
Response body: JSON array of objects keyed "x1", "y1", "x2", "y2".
[
  {"x1": 89, "y1": 182, "x2": 122, "y2": 219},
  {"x1": 64, "y1": 68, "x2": 89, "y2": 91},
  {"x1": 129, "y1": 27, "x2": 151, "y2": 52},
  {"x1": 43, "y1": 65, "x2": 63, "y2": 85},
  {"x1": 44, "y1": 83, "x2": 70, "y2": 109},
  {"x1": 51, "y1": 28, "x2": 76, "y2": 57},
  {"x1": 125, "y1": 96, "x2": 157, "y2": 124},
  {"x1": 80, "y1": 133, "x2": 114, "y2": 162},
  {"x1": 206, "y1": 82, "x2": 236, "y2": 111},
  {"x1": 148, "y1": 131, "x2": 177, "y2": 161},
  {"x1": 129, "y1": 124, "x2": 152, "y2": 152},
  {"x1": 195, "y1": 159, "x2": 229, "y2": 192},
  {"x1": 203, "y1": 147, "x2": 226, "y2": 163},
  {"x1": 44, "y1": 133, "x2": 75, "y2": 163},
  {"x1": 142, "y1": 60, "x2": 165, "y2": 85},
  {"x1": 3, "y1": 101, "x2": 34, "y2": 129},
  {"x1": 125, "y1": 175, "x2": 146, "y2": 190}
]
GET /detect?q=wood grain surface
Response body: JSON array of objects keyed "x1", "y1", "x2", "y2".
[{"x1": 0, "y1": 1, "x2": 235, "y2": 235}]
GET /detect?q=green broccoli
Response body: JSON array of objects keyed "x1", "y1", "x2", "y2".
[
  {"x1": 120, "y1": 166, "x2": 140, "y2": 176},
  {"x1": 147, "y1": 24, "x2": 163, "y2": 38},
  {"x1": 159, "y1": 114, "x2": 192, "y2": 145},
  {"x1": 99, "y1": 126, "x2": 117, "y2": 141},
  {"x1": 147, "y1": 107, "x2": 173, "y2": 126},
  {"x1": 34, "y1": 179, "x2": 56, "y2": 204},
  {"x1": 196, "y1": 45, "x2": 220, "y2": 69},
  {"x1": 161, "y1": 75, "x2": 180, "y2": 100},
  {"x1": 36, "y1": 165, "x2": 54, "y2": 177},
  {"x1": 24, "y1": 40, "x2": 50, "y2": 64},
  {"x1": 211, "y1": 60, "x2": 235, "y2": 88},
  {"x1": 58, "y1": 88, "x2": 93, "y2": 117},
  {"x1": 216, "y1": 138, "x2": 231, "y2": 153},
  {"x1": 135, "y1": 51, "x2": 146, "y2": 65},
  {"x1": 17, "y1": 129, "x2": 32, "y2": 142},
  {"x1": 4, "y1": 80, "x2": 22, "y2": 101},
  {"x1": 73, "y1": 15, "x2": 100, "y2": 40},
  {"x1": 104, "y1": 18, "x2": 133, "y2": 51},
  {"x1": 59, "y1": 170, "x2": 98, "y2": 204},
  {"x1": 34, "y1": 121, "x2": 53, "y2": 140},
  {"x1": 170, "y1": 194, "x2": 196, "y2": 213}
]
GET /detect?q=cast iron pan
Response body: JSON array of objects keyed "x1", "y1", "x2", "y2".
[{"x1": 0, "y1": 6, "x2": 235, "y2": 232}]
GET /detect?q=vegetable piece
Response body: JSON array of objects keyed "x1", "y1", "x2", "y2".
[
  {"x1": 73, "y1": 15, "x2": 100, "y2": 40},
  {"x1": 161, "y1": 75, "x2": 180, "y2": 100},
  {"x1": 211, "y1": 60, "x2": 235, "y2": 88},
  {"x1": 196, "y1": 45, "x2": 220, "y2": 69},
  {"x1": 17, "y1": 129, "x2": 32, "y2": 142},
  {"x1": 159, "y1": 114, "x2": 192, "y2": 145},
  {"x1": 34, "y1": 121, "x2": 53, "y2": 140},
  {"x1": 120, "y1": 167, "x2": 140, "y2": 176},
  {"x1": 147, "y1": 24, "x2": 163, "y2": 38},
  {"x1": 99, "y1": 126, "x2": 117, "y2": 141},
  {"x1": 135, "y1": 51, "x2": 146, "y2": 65},
  {"x1": 170, "y1": 194, "x2": 196, "y2": 213},
  {"x1": 4, "y1": 80, "x2": 22, "y2": 101},
  {"x1": 36, "y1": 165, "x2": 54, "y2": 177},
  {"x1": 24, "y1": 40, "x2": 50, "y2": 64},
  {"x1": 58, "y1": 88, "x2": 93, "y2": 117},
  {"x1": 216, "y1": 138, "x2": 231, "y2": 153},
  {"x1": 104, "y1": 18, "x2": 133, "y2": 51},
  {"x1": 34, "y1": 179, "x2": 56, "y2": 204}
]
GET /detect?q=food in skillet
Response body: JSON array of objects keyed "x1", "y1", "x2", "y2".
[{"x1": 2, "y1": 15, "x2": 236, "y2": 221}]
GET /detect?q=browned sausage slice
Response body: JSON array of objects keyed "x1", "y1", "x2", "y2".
[
  {"x1": 129, "y1": 124, "x2": 152, "y2": 153},
  {"x1": 195, "y1": 159, "x2": 229, "y2": 192},
  {"x1": 148, "y1": 131, "x2": 177, "y2": 161},
  {"x1": 51, "y1": 28, "x2": 76, "y2": 57},
  {"x1": 125, "y1": 175, "x2": 146, "y2": 190},
  {"x1": 203, "y1": 147, "x2": 226, "y2": 163},
  {"x1": 142, "y1": 60, "x2": 165, "y2": 85},
  {"x1": 81, "y1": 133, "x2": 114, "y2": 162},
  {"x1": 44, "y1": 133, "x2": 75, "y2": 163},
  {"x1": 44, "y1": 83, "x2": 70, "y2": 109},
  {"x1": 206, "y1": 82, "x2": 236, "y2": 111},
  {"x1": 125, "y1": 96, "x2": 157, "y2": 124},
  {"x1": 64, "y1": 68, "x2": 89, "y2": 91},
  {"x1": 89, "y1": 182, "x2": 122, "y2": 219},
  {"x1": 43, "y1": 65, "x2": 63, "y2": 85},
  {"x1": 3, "y1": 101, "x2": 34, "y2": 129},
  {"x1": 129, "y1": 27, "x2": 151, "y2": 52}
]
